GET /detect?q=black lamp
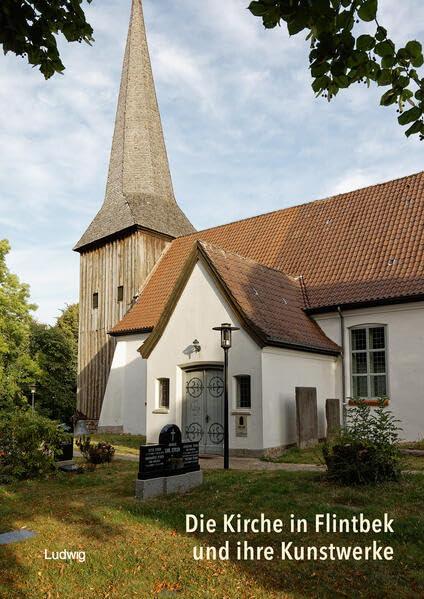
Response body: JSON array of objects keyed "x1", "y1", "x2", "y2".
[{"x1": 212, "y1": 323, "x2": 239, "y2": 469}]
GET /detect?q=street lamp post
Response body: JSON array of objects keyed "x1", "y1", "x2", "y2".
[
  {"x1": 30, "y1": 384, "x2": 37, "y2": 412},
  {"x1": 212, "y1": 323, "x2": 239, "y2": 469}
]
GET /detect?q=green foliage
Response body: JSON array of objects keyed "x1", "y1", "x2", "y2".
[
  {"x1": 0, "y1": 240, "x2": 40, "y2": 409},
  {"x1": 323, "y1": 399, "x2": 402, "y2": 485},
  {"x1": 29, "y1": 309, "x2": 78, "y2": 423},
  {"x1": 248, "y1": 0, "x2": 424, "y2": 139},
  {"x1": 0, "y1": 408, "x2": 68, "y2": 482},
  {"x1": 0, "y1": 0, "x2": 94, "y2": 79},
  {"x1": 57, "y1": 303, "x2": 79, "y2": 347},
  {"x1": 76, "y1": 438, "x2": 115, "y2": 464},
  {"x1": 0, "y1": 241, "x2": 78, "y2": 419}
]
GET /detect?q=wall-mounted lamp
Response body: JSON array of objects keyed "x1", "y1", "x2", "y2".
[{"x1": 192, "y1": 339, "x2": 201, "y2": 352}]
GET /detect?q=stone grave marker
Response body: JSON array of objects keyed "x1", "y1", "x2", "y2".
[
  {"x1": 136, "y1": 424, "x2": 202, "y2": 500},
  {"x1": 326, "y1": 398, "x2": 341, "y2": 440},
  {"x1": 0, "y1": 530, "x2": 36, "y2": 545},
  {"x1": 295, "y1": 387, "x2": 318, "y2": 448}
]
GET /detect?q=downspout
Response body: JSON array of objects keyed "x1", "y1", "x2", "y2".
[{"x1": 337, "y1": 306, "x2": 347, "y2": 428}]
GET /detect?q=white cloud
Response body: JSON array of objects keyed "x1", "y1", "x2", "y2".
[
  {"x1": 150, "y1": 33, "x2": 219, "y2": 114},
  {"x1": 6, "y1": 246, "x2": 79, "y2": 323},
  {"x1": 1, "y1": 0, "x2": 424, "y2": 323}
]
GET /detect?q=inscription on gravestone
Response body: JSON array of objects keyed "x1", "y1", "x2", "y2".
[{"x1": 138, "y1": 424, "x2": 200, "y2": 480}]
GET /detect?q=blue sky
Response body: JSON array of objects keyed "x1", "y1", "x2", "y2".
[{"x1": 1, "y1": 0, "x2": 423, "y2": 323}]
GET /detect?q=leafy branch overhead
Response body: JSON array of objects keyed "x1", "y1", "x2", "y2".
[
  {"x1": 248, "y1": 0, "x2": 424, "y2": 139},
  {"x1": 0, "y1": 0, "x2": 94, "y2": 79}
]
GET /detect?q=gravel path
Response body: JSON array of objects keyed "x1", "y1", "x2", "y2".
[
  {"x1": 75, "y1": 451, "x2": 421, "y2": 473},
  {"x1": 199, "y1": 455, "x2": 323, "y2": 472},
  {"x1": 83, "y1": 451, "x2": 324, "y2": 472}
]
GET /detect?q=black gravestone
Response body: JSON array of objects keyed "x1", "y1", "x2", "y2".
[
  {"x1": 138, "y1": 424, "x2": 200, "y2": 480},
  {"x1": 159, "y1": 424, "x2": 182, "y2": 446}
]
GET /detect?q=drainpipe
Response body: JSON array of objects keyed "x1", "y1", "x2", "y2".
[{"x1": 337, "y1": 306, "x2": 347, "y2": 428}]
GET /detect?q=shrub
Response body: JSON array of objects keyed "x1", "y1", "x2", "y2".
[
  {"x1": 76, "y1": 438, "x2": 115, "y2": 464},
  {"x1": 323, "y1": 398, "x2": 402, "y2": 485},
  {"x1": 0, "y1": 408, "x2": 69, "y2": 482}
]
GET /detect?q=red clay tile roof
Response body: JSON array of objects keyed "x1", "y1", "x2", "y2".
[
  {"x1": 112, "y1": 170, "x2": 424, "y2": 337},
  {"x1": 198, "y1": 242, "x2": 340, "y2": 353},
  {"x1": 139, "y1": 241, "x2": 340, "y2": 357}
]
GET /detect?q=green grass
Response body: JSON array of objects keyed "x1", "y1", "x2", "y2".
[
  {"x1": 402, "y1": 455, "x2": 424, "y2": 471},
  {"x1": 402, "y1": 439, "x2": 424, "y2": 451},
  {"x1": 263, "y1": 444, "x2": 325, "y2": 465},
  {"x1": 1, "y1": 461, "x2": 423, "y2": 598},
  {"x1": 265, "y1": 444, "x2": 424, "y2": 472},
  {"x1": 75, "y1": 433, "x2": 146, "y2": 456}
]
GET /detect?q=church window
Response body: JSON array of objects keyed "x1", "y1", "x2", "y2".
[
  {"x1": 92, "y1": 292, "x2": 99, "y2": 309},
  {"x1": 236, "y1": 375, "x2": 251, "y2": 409},
  {"x1": 117, "y1": 286, "x2": 124, "y2": 302},
  {"x1": 158, "y1": 378, "x2": 170, "y2": 409},
  {"x1": 351, "y1": 326, "x2": 387, "y2": 399}
]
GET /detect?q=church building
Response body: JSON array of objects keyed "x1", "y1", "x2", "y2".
[{"x1": 75, "y1": 0, "x2": 424, "y2": 454}]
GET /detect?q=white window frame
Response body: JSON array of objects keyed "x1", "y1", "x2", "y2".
[{"x1": 350, "y1": 324, "x2": 388, "y2": 400}]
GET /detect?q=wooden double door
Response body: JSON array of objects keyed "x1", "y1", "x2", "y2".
[{"x1": 183, "y1": 368, "x2": 224, "y2": 454}]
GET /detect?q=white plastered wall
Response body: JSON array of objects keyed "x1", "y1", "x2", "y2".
[
  {"x1": 98, "y1": 333, "x2": 148, "y2": 435},
  {"x1": 313, "y1": 301, "x2": 424, "y2": 441},
  {"x1": 261, "y1": 347, "x2": 340, "y2": 449},
  {"x1": 145, "y1": 260, "x2": 264, "y2": 450}
]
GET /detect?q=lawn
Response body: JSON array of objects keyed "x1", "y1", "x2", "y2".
[
  {"x1": 263, "y1": 444, "x2": 325, "y2": 465},
  {"x1": 402, "y1": 439, "x2": 424, "y2": 451},
  {"x1": 1, "y1": 462, "x2": 423, "y2": 598},
  {"x1": 265, "y1": 443, "x2": 424, "y2": 471},
  {"x1": 78, "y1": 433, "x2": 146, "y2": 456}
]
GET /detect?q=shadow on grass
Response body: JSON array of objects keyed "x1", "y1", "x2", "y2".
[
  {"x1": 1, "y1": 462, "x2": 424, "y2": 598},
  {"x1": 0, "y1": 464, "x2": 129, "y2": 598},
  {"x1": 123, "y1": 469, "x2": 424, "y2": 598}
]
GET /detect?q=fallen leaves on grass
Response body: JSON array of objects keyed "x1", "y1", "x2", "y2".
[{"x1": 153, "y1": 581, "x2": 182, "y2": 595}]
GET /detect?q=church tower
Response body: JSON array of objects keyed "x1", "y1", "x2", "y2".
[{"x1": 74, "y1": 0, "x2": 194, "y2": 420}]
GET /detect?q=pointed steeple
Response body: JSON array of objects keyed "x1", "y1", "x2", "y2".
[{"x1": 75, "y1": 0, "x2": 194, "y2": 251}]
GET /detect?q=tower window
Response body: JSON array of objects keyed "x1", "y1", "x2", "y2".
[
  {"x1": 92, "y1": 293, "x2": 99, "y2": 309},
  {"x1": 117, "y1": 286, "x2": 124, "y2": 302}
]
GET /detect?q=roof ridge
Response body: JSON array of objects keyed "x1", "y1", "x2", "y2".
[{"x1": 181, "y1": 169, "x2": 424, "y2": 240}]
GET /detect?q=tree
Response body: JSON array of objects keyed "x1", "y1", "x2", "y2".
[
  {"x1": 30, "y1": 304, "x2": 79, "y2": 423},
  {"x1": 248, "y1": 0, "x2": 424, "y2": 139},
  {"x1": 0, "y1": 240, "x2": 40, "y2": 409},
  {"x1": 57, "y1": 303, "x2": 79, "y2": 348},
  {"x1": 0, "y1": 1, "x2": 93, "y2": 79}
]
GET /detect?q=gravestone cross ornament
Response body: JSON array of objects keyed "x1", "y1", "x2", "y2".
[{"x1": 159, "y1": 424, "x2": 182, "y2": 447}]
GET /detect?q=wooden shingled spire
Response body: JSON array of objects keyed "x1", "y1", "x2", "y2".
[{"x1": 74, "y1": 0, "x2": 194, "y2": 252}]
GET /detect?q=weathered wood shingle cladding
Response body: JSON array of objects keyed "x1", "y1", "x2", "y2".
[
  {"x1": 74, "y1": 0, "x2": 194, "y2": 419},
  {"x1": 78, "y1": 230, "x2": 169, "y2": 419}
]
